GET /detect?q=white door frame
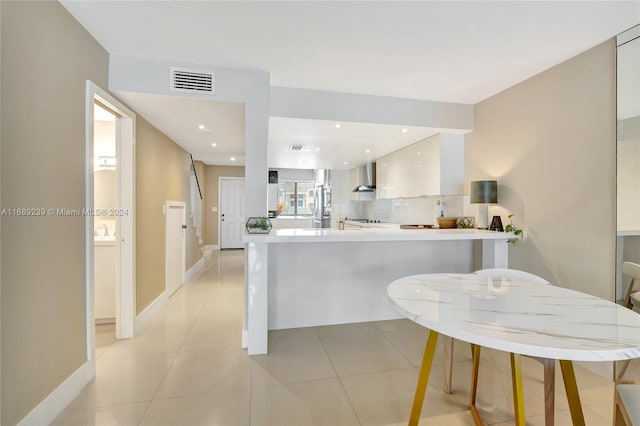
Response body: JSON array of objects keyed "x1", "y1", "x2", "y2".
[
  {"x1": 85, "y1": 81, "x2": 136, "y2": 364},
  {"x1": 165, "y1": 200, "x2": 186, "y2": 296},
  {"x1": 218, "y1": 177, "x2": 246, "y2": 249}
]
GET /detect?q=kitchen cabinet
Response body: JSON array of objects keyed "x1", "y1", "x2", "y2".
[{"x1": 376, "y1": 133, "x2": 464, "y2": 199}]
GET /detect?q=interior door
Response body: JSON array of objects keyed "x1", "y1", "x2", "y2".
[
  {"x1": 165, "y1": 201, "x2": 186, "y2": 296},
  {"x1": 220, "y1": 178, "x2": 245, "y2": 249}
]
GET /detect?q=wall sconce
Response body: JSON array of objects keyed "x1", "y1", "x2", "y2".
[{"x1": 470, "y1": 180, "x2": 498, "y2": 229}]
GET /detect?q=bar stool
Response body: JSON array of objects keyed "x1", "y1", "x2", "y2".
[{"x1": 623, "y1": 261, "x2": 640, "y2": 310}]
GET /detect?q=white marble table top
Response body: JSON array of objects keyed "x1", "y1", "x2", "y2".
[{"x1": 387, "y1": 273, "x2": 640, "y2": 361}]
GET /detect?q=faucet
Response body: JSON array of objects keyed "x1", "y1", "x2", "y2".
[{"x1": 99, "y1": 224, "x2": 109, "y2": 237}]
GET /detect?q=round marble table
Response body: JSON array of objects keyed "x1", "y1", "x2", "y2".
[{"x1": 387, "y1": 273, "x2": 640, "y2": 426}]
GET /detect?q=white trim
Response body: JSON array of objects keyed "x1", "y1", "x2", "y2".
[
  {"x1": 17, "y1": 360, "x2": 94, "y2": 426},
  {"x1": 134, "y1": 291, "x2": 168, "y2": 335},
  {"x1": 85, "y1": 81, "x2": 137, "y2": 364},
  {"x1": 185, "y1": 257, "x2": 205, "y2": 283}
]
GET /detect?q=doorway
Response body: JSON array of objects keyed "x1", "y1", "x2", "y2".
[
  {"x1": 85, "y1": 81, "x2": 135, "y2": 364},
  {"x1": 165, "y1": 201, "x2": 186, "y2": 296},
  {"x1": 219, "y1": 178, "x2": 246, "y2": 249}
]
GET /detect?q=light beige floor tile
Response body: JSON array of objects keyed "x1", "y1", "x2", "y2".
[
  {"x1": 340, "y1": 367, "x2": 467, "y2": 425},
  {"x1": 139, "y1": 389, "x2": 250, "y2": 426},
  {"x1": 181, "y1": 320, "x2": 243, "y2": 351},
  {"x1": 268, "y1": 326, "x2": 320, "y2": 345},
  {"x1": 251, "y1": 338, "x2": 337, "y2": 387},
  {"x1": 383, "y1": 411, "x2": 477, "y2": 426},
  {"x1": 50, "y1": 402, "x2": 148, "y2": 426},
  {"x1": 154, "y1": 347, "x2": 251, "y2": 398},
  {"x1": 250, "y1": 378, "x2": 359, "y2": 426},
  {"x1": 100, "y1": 323, "x2": 189, "y2": 358},
  {"x1": 66, "y1": 353, "x2": 175, "y2": 409},
  {"x1": 373, "y1": 319, "x2": 473, "y2": 366},
  {"x1": 318, "y1": 323, "x2": 412, "y2": 376}
]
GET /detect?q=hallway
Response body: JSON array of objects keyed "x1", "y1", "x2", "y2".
[{"x1": 53, "y1": 250, "x2": 616, "y2": 425}]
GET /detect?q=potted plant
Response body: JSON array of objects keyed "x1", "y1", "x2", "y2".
[
  {"x1": 246, "y1": 217, "x2": 272, "y2": 234},
  {"x1": 504, "y1": 214, "x2": 523, "y2": 244}
]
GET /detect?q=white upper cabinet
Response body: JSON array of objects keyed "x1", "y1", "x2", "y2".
[{"x1": 376, "y1": 133, "x2": 464, "y2": 199}]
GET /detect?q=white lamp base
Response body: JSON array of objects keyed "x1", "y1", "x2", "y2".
[{"x1": 477, "y1": 205, "x2": 490, "y2": 229}]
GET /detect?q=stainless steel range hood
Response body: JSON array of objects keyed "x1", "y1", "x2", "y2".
[{"x1": 352, "y1": 162, "x2": 376, "y2": 192}]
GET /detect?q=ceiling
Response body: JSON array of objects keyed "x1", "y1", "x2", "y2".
[{"x1": 61, "y1": 1, "x2": 640, "y2": 168}]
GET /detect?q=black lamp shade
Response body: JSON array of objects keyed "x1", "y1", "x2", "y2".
[{"x1": 470, "y1": 180, "x2": 498, "y2": 204}]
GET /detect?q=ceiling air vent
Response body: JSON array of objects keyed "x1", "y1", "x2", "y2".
[
  {"x1": 170, "y1": 67, "x2": 215, "y2": 95},
  {"x1": 289, "y1": 144, "x2": 305, "y2": 151}
]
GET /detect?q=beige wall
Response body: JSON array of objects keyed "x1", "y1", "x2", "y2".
[
  {"x1": 0, "y1": 1, "x2": 109, "y2": 424},
  {"x1": 465, "y1": 40, "x2": 616, "y2": 299},
  {"x1": 204, "y1": 165, "x2": 245, "y2": 245},
  {"x1": 136, "y1": 117, "x2": 204, "y2": 314}
]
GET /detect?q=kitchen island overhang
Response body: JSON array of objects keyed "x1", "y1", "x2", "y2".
[{"x1": 243, "y1": 228, "x2": 513, "y2": 354}]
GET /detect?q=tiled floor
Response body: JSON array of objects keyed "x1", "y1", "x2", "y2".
[{"x1": 54, "y1": 250, "x2": 619, "y2": 425}]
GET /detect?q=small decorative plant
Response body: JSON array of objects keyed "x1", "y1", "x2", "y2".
[
  {"x1": 504, "y1": 214, "x2": 523, "y2": 245},
  {"x1": 246, "y1": 217, "x2": 272, "y2": 234}
]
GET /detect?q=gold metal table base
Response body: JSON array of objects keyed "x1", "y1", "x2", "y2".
[{"x1": 409, "y1": 333, "x2": 587, "y2": 426}]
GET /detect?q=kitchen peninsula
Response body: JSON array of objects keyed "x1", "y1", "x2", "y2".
[{"x1": 243, "y1": 227, "x2": 512, "y2": 354}]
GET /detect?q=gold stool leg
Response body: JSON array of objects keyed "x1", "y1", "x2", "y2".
[
  {"x1": 559, "y1": 360, "x2": 585, "y2": 426},
  {"x1": 470, "y1": 344, "x2": 483, "y2": 425},
  {"x1": 510, "y1": 353, "x2": 526, "y2": 425},
  {"x1": 409, "y1": 330, "x2": 439, "y2": 426}
]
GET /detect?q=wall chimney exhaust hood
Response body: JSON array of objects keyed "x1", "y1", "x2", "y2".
[{"x1": 353, "y1": 162, "x2": 376, "y2": 192}]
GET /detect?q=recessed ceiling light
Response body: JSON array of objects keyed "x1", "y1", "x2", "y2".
[
  {"x1": 343, "y1": 161, "x2": 348, "y2": 165},
  {"x1": 211, "y1": 143, "x2": 217, "y2": 147},
  {"x1": 335, "y1": 123, "x2": 341, "y2": 129},
  {"x1": 198, "y1": 124, "x2": 205, "y2": 130},
  {"x1": 315, "y1": 147, "x2": 320, "y2": 151},
  {"x1": 366, "y1": 149, "x2": 371, "y2": 153},
  {"x1": 416, "y1": 152, "x2": 422, "y2": 156},
  {"x1": 230, "y1": 157, "x2": 236, "y2": 161},
  {"x1": 382, "y1": 163, "x2": 388, "y2": 167},
  {"x1": 402, "y1": 128, "x2": 408, "y2": 133}
]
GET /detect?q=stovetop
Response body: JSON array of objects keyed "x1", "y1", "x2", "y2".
[{"x1": 348, "y1": 218, "x2": 387, "y2": 223}]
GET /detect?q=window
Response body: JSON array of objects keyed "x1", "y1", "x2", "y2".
[{"x1": 278, "y1": 181, "x2": 314, "y2": 216}]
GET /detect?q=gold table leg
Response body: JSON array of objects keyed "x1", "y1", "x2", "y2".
[
  {"x1": 409, "y1": 330, "x2": 439, "y2": 426},
  {"x1": 469, "y1": 344, "x2": 483, "y2": 425},
  {"x1": 559, "y1": 360, "x2": 585, "y2": 426},
  {"x1": 510, "y1": 353, "x2": 526, "y2": 426}
]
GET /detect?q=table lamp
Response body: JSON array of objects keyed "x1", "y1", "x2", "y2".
[{"x1": 470, "y1": 180, "x2": 498, "y2": 229}]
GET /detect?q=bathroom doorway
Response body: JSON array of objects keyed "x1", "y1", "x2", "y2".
[{"x1": 85, "y1": 81, "x2": 135, "y2": 363}]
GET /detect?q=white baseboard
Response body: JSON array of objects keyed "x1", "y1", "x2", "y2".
[
  {"x1": 241, "y1": 329, "x2": 248, "y2": 349},
  {"x1": 185, "y1": 257, "x2": 205, "y2": 283},
  {"x1": 18, "y1": 359, "x2": 94, "y2": 426},
  {"x1": 134, "y1": 290, "x2": 167, "y2": 335},
  {"x1": 204, "y1": 244, "x2": 219, "y2": 251}
]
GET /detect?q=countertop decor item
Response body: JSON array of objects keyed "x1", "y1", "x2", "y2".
[
  {"x1": 489, "y1": 215, "x2": 504, "y2": 232},
  {"x1": 436, "y1": 217, "x2": 458, "y2": 229},
  {"x1": 246, "y1": 217, "x2": 272, "y2": 234},
  {"x1": 470, "y1": 180, "x2": 498, "y2": 229},
  {"x1": 457, "y1": 217, "x2": 475, "y2": 229}
]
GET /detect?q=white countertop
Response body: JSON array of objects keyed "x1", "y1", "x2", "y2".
[
  {"x1": 388, "y1": 273, "x2": 640, "y2": 362},
  {"x1": 244, "y1": 227, "x2": 512, "y2": 243}
]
